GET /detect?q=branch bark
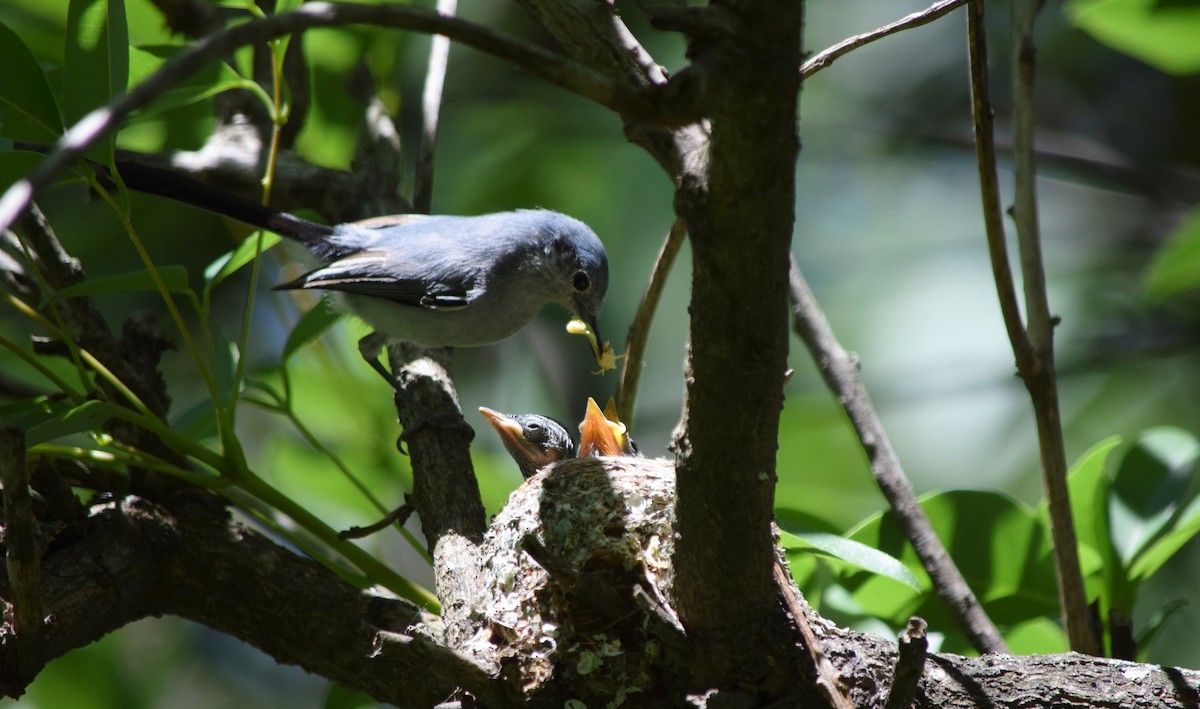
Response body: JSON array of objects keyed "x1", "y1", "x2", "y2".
[
  {"x1": 2, "y1": 460, "x2": 1196, "y2": 707},
  {"x1": 0, "y1": 1, "x2": 669, "y2": 237},
  {"x1": 800, "y1": 0, "x2": 970, "y2": 81},
  {"x1": 669, "y1": 0, "x2": 803, "y2": 686},
  {"x1": 966, "y1": 0, "x2": 1098, "y2": 655}
]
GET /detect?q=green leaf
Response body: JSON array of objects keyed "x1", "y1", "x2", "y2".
[
  {"x1": 780, "y1": 528, "x2": 922, "y2": 590},
  {"x1": 0, "y1": 396, "x2": 76, "y2": 434},
  {"x1": 128, "y1": 45, "x2": 248, "y2": 114},
  {"x1": 847, "y1": 490, "x2": 1061, "y2": 630},
  {"x1": 0, "y1": 21, "x2": 65, "y2": 142},
  {"x1": 1067, "y1": 0, "x2": 1200, "y2": 75},
  {"x1": 1145, "y1": 207, "x2": 1200, "y2": 303},
  {"x1": 25, "y1": 400, "x2": 126, "y2": 445},
  {"x1": 1002, "y1": 617, "x2": 1070, "y2": 655},
  {"x1": 64, "y1": 0, "x2": 129, "y2": 162},
  {"x1": 1066, "y1": 436, "x2": 1122, "y2": 560},
  {"x1": 41, "y1": 265, "x2": 190, "y2": 305},
  {"x1": 1128, "y1": 491, "x2": 1200, "y2": 582},
  {"x1": 1135, "y1": 599, "x2": 1189, "y2": 662},
  {"x1": 203, "y1": 231, "x2": 282, "y2": 291},
  {"x1": 0, "y1": 150, "x2": 51, "y2": 193},
  {"x1": 1108, "y1": 427, "x2": 1200, "y2": 567},
  {"x1": 322, "y1": 683, "x2": 375, "y2": 709},
  {"x1": 283, "y1": 299, "x2": 340, "y2": 361}
]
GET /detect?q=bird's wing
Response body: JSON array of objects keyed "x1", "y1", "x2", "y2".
[{"x1": 274, "y1": 249, "x2": 476, "y2": 310}]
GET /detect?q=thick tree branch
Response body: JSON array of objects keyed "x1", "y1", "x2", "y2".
[
  {"x1": 3, "y1": 461, "x2": 1196, "y2": 706},
  {"x1": 669, "y1": 0, "x2": 803, "y2": 687},
  {"x1": 0, "y1": 495, "x2": 513, "y2": 705},
  {"x1": 0, "y1": 428, "x2": 44, "y2": 637},
  {"x1": 788, "y1": 257, "x2": 1008, "y2": 654},
  {"x1": 382, "y1": 343, "x2": 486, "y2": 653},
  {"x1": 516, "y1": 0, "x2": 710, "y2": 181},
  {"x1": 800, "y1": 0, "x2": 969, "y2": 80}
]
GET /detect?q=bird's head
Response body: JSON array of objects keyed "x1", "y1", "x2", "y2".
[
  {"x1": 540, "y1": 211, "x2": 608, "y2": 348},
  {"x1": 479, "y1": 407, "x2": 575, "y2": 479}
]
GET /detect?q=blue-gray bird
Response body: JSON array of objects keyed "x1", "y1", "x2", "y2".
[{"x1": 86, "y1": 157, "x2": 609, "y2": 362}]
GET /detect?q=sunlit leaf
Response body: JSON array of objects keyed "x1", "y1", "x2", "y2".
[
  {"x1": 1128, "y1": 492, "x2": 1200, "y2": 582},
  {"x1": 1067, "y1": 0, "x2": 1200, "y2": 75},
  {"x1": 204, "y1": 231, "x2": 282, "y2": 291},
  {"x1": 1002, "y1": 617, "x2": 1069, "y2": 655},
  {"x1": 129, "y1": 45, "x2": 248, "y2": 114},
  {"x1": 780, "y1": 527, "x2": 922, "y2": 590},
  {"x1": 64, "y1": 0, "x2": 129, "y2": 163},
  {"x1": 1065, "y1": 436, "x2": 1122, "y2": 551},
  {"x1": 0, "y1": 21, "x2": 64, "y2": 142},
  {"x1": 847, "y1": 490, "x2": 1060, "y2": 630},
  {"x1": 1108, "y1": 427, "x2": 1200, "y2": 567}
]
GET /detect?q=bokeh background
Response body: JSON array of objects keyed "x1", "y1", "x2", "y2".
[{"x1": 2, "y1": 0, "x2": 1199, "y2": 706}]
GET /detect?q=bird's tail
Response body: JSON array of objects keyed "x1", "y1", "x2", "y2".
[{"x1": 11, "y1": 142, "x2": 336, "y2": 244}]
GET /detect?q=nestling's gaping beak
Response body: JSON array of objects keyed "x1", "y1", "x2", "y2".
[{"x1": 577, "y1": 397, "x2": 627, "y2": 458}]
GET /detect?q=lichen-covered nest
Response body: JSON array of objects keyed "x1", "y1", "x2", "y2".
[{"x1": 459, "y1": 456, "x2": 678, "y2": 700}]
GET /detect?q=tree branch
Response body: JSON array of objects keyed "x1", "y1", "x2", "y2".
[
  {"x1": 515, "y1": 0, "x2": 710, "y2": 181},
  {"x1": 413, "y1": 0, "x2": 456, "y2": 215},
  {"x1": 0, "y1": 1, "x2": 665, "y2": 237},
  {"x1": 966, "y1": 0, "x2": 1098, "y2": 654},
  {"x1": 800, "y1": 0, "x2": 970, "y2": 81},
  {"x1": 4, "y1": 461, "x2": 1195, "y2": 706},
  {"x1": 787, "y1": 257, "x2": 1008, "y2": 654},
  {"x1": 616, "y1": 217, "x2": 686, "y2": 426},
  {"x1": 0, "y1": 428, "x2": 44, "y2": 636},
  {"x1": 0, "y1": 495, "x2": 514, "y2": 705},
  {"x1": 669, "y1": 0, "x2": 803, "y2": 686}
]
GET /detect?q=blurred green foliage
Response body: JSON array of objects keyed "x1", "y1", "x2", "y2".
[{"x1": 2, "y1": 0, "x2": 1200, "y2": 706}]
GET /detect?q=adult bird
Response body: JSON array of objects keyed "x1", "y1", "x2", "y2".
[{"x1": 26, "y1": 149, "x2": 609, "y2": 382}]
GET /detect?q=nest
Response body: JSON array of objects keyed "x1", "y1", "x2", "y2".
[{"x1": 459, "y1": 456, "x2": 678, "y2": 699}]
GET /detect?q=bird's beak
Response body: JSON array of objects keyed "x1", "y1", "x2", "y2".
[
  {"x1": 479, "y1": 407, "x2": 551, "y2": 477},
  {"x1": 584, "y1": 316, "x2": 602, "y2": 356},
  {"x1": 577, "y1": 397, "x2": 625, "y2": 457}
]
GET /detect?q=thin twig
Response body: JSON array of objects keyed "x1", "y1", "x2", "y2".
[
  {"x1": 884, "y1": 617, "x2": 928, "y2": 709},
  {"x1": 413, "y1": 0, "x2": 457, "y2": 214},
  {"x1": 966, "y1": 0, "x2": 1099, "y2": 654},
  {"x1": 965, "y1": 2, "x2": 1034, "y2": 370},
  {"x1": 801, "y1": 0, "x2": 969, "y2": 81},
  {"x1": 617, "y1": 217, "x2": 686, "y2": 426},
  {"x1": 773, "y1": 562, "x2": 854, "y2": 709},
  {"x1": 0, "y1": 1, "x2": 653, "y2": 236},
  {"x1": 1007, "y1": 0, "x2": 1099, "y2": 655},
  {"x1": 1, "y1": 427, "x2": 45, "y2": 635},
  {"x1": 788, "y1": 257, "x2": 1008, "y2": 654}
]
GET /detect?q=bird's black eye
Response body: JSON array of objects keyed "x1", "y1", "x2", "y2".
[
  {"x1": 572, "y1": 270, "x2": 590, "y2": 292},
  {"x1": 526, "y1": 422, "x2": 542, "y2": 433}
]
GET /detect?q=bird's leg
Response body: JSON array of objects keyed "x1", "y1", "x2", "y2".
[{"x1": 357, "y1": 333, "x2": 473, "y2": 446}]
